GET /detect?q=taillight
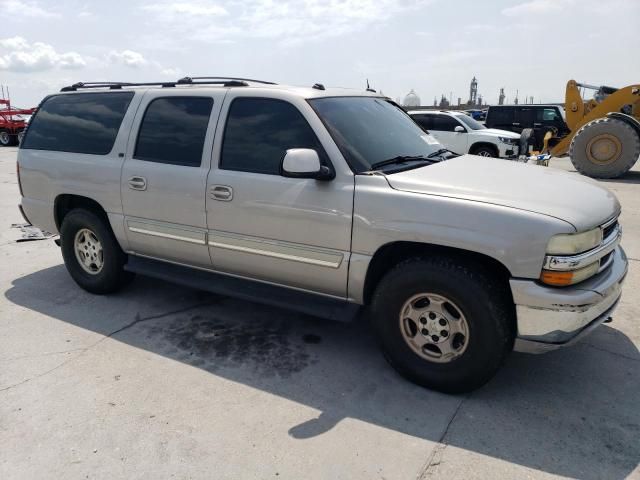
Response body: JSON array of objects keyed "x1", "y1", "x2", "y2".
[{"x1": 17, "y1": 160, "x2": 24, "y2": 196}]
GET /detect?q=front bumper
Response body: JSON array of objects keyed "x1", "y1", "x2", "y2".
[
  {"x1": 497, "y1": 141, "x2": 519, "y2": 159},
  {"x1": 510, "y1": 246, "x2": 628, "y2": 354}
]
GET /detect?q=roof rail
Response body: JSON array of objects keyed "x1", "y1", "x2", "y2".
[
  {"x1": 60, "y1": 81, "x2": 176, "y2": 92},
  {"x1": 60, "y1": 76, "x2": 278, "y2": 92},
  {"x1": 177, "y1": 76, "x2": 277, "y2": 85}
]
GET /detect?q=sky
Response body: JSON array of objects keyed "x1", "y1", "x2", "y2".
[{"x1": 0, "y1": 0, "x2": 638, "y2": 107}]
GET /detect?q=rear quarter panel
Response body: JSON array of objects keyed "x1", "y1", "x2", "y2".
[{"x1": 18, "y1": 92, "x2": 143, "y2": 242}]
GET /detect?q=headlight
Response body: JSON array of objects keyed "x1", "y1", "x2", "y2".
[
  {"x1": 498, "y1": 136, "x2": 518, "y2": 144},
  {"x1": 546, "y1": 228, "x2": 602, "y2": 255}
]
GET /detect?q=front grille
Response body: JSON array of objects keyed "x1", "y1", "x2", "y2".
[{"x1": 602, "y1": 219, "x2": 618, "y2": 240}]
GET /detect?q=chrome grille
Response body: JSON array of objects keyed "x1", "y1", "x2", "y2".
[{"x1": 602, "y1": 217, "x2": 618, "y2": 241}]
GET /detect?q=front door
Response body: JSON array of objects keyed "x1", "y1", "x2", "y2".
[
  {"x1": 205, "y1": 93, "x2": 354, "y2": 297},
  {"x1": 429, "y1": 115, "x2": 469, "y2": 155},
  {"x1": 121, "y1": 91, "x2": 224, "y2": 267}
]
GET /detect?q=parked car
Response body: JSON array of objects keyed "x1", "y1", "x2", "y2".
[
  {"x1": 409, "y1": 110, "x2": 522, "y2": 158},
  {"x1": 464, "y1": 109, "x2": 486, "y2": 121},
  {"x1": 17, "y1": 79, "x2": 627, "y2": 393},
  {"x1": 485, "y1": 104, "x2": 571, "y2": 151}
]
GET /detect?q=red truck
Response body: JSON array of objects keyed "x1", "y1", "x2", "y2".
[{"x1": 0, "y1": 98, "x2": 36, "y2": 146}]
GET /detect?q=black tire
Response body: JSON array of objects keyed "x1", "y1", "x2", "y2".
[
  {"x1": 370, "y1": 256, "x2": 514, "y2": 394},
  {"x1": 471, "y1": 144, "x2": 497, "y2": 158},
  {"x1": 0, "y1": 129, "x2": 13, "y2": 146},
  {"x1": 570, "y1": 117, "x2": 640, "y2": 179},
  {"x1": 60, "y1": 209, "x2": 132, "y2": 294}
]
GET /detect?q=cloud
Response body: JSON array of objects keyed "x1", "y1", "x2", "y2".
[
  {"x1": 0, "y1": 0, "x2": 60, "y2": 18},
  {"x1": 502, "y1": 0, "x2": 568, "y2": 17},
  {"x1": 0, "y1": 36, "x2": 85, "y2": 72},
  {"x1": 142, "y1": 0, "x2": 432, "y2": 45},
  {"x1": 142, "y1": 1, "x2": 228, "y2": 19},
  {"x1": 107, "y1": 50, "x2": 147, "y2": 67}
]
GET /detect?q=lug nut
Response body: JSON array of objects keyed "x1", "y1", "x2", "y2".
[
  {"x1": 439, "y1": 319, "x2": 446, "y2": 326},
  {"x1": 420, "y1": 317, "x2": 427, "y2": 324},
  {"x1": 441, "y1": 330, "x2": 448, "y2": 337},
  {"x1": 429, "y1": 312, "x2": 436, "y2": 320},
  {"x1": 431, "y1": 335, "x2": 439, "y2": 342},
  {"x1": 421, "y1": 328, "x2": 429, "y2": 335}
]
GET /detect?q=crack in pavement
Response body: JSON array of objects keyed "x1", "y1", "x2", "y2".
[
  {"x1": 2, "y1": 347, "x2": 86, "y2": 362},
  {"x1": 417, "y1": 392, "x2": 471, "y2": 479},
  {"x1": 580, "y1": 341, "x2": 640, "y2": 362},
  {"x1": 0, "y1": 301, "x2": 214, "y2": 393}
]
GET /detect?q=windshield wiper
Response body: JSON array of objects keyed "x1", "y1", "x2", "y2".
[
  {"x1": 370, "y1": 155, "x2": 431, "y2": 170},
  {"x1": 427, "y1": 148, "x2": 458, "y2": 159}
]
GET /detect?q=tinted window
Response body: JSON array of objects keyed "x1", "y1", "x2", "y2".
[
  {"x1": 515, "y1": 108, "x2": 535, "y2": 125},
  {"x1": 489, "y1": 108, "x2": 513, "y2": 125},
  {"x1": 21, "y1": 92, "x2": 134, "y2": 154},
  {"x1": 310, "y1": 97, "x2": 445, "y2": 173},
  {"x1": 431, "y1": 115, "x2": 462, "y2": 132},
  {"x1": 221, "y1": 98, "x2": 325, "y2": 175},
  {"x1": 412, "y1": 114, "x2": 434, "y2": 130},
  {"x1": 134, "y1": 97, "x2": 213, "y2": 167}
]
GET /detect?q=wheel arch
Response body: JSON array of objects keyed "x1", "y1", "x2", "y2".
[
  {"x1": 54, "y1": 194, "x2": 110, "y2": 231},
  {"x1": 469, "y1": 141, "x2": 499, "y2": 156},
  {"x1": 361, "y1": 241, "x2": 513, "y2": 306},
  {"x1": 607, "y1": 112, "x2": 640, "y2": 136}
]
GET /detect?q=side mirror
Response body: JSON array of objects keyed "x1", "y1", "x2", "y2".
[
  {"x1": 454, "y1": 125, "x2": 465, "y2": 133},
  {"x1": 281, "y1": 148, "x2": 334, "y2": 180}
]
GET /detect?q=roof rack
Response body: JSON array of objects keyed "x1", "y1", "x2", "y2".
[
  {"x1": 60, "y1": 81, "x2": 177, "y2": 92},
  {"x1": 177, "y1": 76, "x2": 277, "y2": 86},
  {"x1": 60, "y1": 76, "x2": 277, "y2": 92}
]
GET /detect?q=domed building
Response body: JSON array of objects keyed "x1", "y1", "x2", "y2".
[{"x1": 403, "y1": 89, "x2": 421, "y2": 107}]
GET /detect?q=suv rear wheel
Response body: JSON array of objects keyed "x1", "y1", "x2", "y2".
[
  {"x1": 370, "y1": 256, "x2": 514, "y2": 393},
  {"x1": 60, "y1": 209, "x2": 132, "y2": 294}
]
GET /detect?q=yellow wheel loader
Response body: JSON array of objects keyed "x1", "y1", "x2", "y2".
[{"x1": 546, "y1": 80, "x2": 640, "y2": 178}]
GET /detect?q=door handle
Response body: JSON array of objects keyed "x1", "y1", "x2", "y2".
[
  {"x1": 128, "y1": 176, "x2": 147, "y2": 191},
  {"x1": 533, "y1": 123, "x2": 542, "y2": 127},
  {"x1": 210, "y1": 185, "x2": 233, "y2": 201},
  {"x1": 512, "y1": 122, "x2": 521, "y2": 126}
]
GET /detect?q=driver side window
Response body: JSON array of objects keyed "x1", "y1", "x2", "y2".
[
  {"x1": 432, "y1": 115, "x2": 462, "y2": 132},
  {"x1": 220, "y1": 98, "x2": 327, "y2": 175}
]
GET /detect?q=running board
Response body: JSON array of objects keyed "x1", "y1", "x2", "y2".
[{"x1": 124, "y1": 256, "x2": 360, "y2": 322}]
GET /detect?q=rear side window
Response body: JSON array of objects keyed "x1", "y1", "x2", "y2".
[
  {"x1": 487, "y1": 108, "x2": 513, "y2": 124},
  {"x1": 412, "y1": 114, "x2": 434, "y2": 130},
  {"x1": 134, "y1": 97, "x2": 213, "y2": 167},
  {"x1": 21, "y1": 92, "x2": 134, "y2": 154},
  {"x1": 220, "y1": 98, "x2": 325, "y2": 175}
]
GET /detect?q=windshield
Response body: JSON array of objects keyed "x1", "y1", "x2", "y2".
[
  {"x1": 455, "y1": 113, "x2": 486, "y2": 130},
  {"x1": 309, "y1": 97, "x2": 443, "y2": 173}
]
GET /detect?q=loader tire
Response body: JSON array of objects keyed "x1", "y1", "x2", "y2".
[{"x1": 570, "y1": 117, "x2": 640, "y2": 179}]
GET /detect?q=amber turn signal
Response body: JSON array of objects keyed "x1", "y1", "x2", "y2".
[{"x1": 540, "y1": 270, "x2": 574, "y2": 286}]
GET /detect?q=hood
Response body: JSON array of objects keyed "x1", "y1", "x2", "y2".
[
  {"x1": 385, "y1": 155, "x2": 620, "y2": 231},
  {"x1": 480, "y1": 128, "x2": 520, "y2": 138}
]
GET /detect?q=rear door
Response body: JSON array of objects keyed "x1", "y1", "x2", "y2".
[{"x1": 121, "y1": 90, "x2": 224, "y2": 267}]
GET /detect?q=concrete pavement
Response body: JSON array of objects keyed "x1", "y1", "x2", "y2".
[{"x1": 1, "y1": 146, "x2": 639, "y2": 479}]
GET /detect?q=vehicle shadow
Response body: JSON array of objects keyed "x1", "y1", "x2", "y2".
[
  {"x1": 599, "y1": 170, "x2": 640, "y2": 185},
  {"x1": 5, "y1": 265, "x2": 640, "y2": 480}
]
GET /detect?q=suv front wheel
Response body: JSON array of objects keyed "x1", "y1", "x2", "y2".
[
  {"x1": 60, "y1": 209, "x2": 132, "y2": 294},
  {"x1": 370, "y1": 256, "x2": 514, "y2": 393}
]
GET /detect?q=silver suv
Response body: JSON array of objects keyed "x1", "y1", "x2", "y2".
[{"x1": 17, "y1": 77, "x2": 627, "y2": 393}]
